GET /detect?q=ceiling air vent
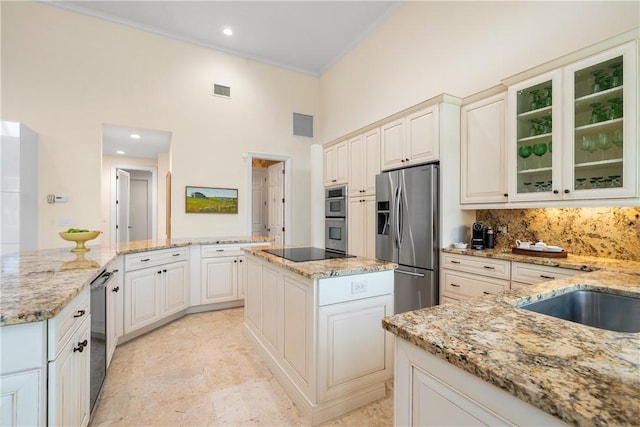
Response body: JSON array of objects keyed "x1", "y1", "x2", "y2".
[
  {"x1": 212, "y1": 83, "x2": 231, "y2": 98},
  {"x1": 293, "y1": 113, "x2": 313, "y2": 137}
]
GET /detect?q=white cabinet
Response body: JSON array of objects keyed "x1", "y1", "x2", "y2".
[
  {"x1": 48, "y1": 316, "x2": 90, "y2": 427},
  {"x1": 508, "y1": 41, "x2": 637, "y2": 202},
  {"x1": 324, "y1": 140, "x2": 348, "y2": 186},
  {"x1": 440, "y1": 253, "x2": 510, "y2": 302},
  {"x1": 347, "y1": 196, "x2": 375, "y2": 259},
  {"x1": 511, "y1": 262, "x2": 581, "y2": 288},
  {"x1": 394, "y1": 338, "x2": 563, "y2": 426},
  {"x1": 106, "y1": 258, "x2": 123, "y2": 367},
  {"x1": 461, "y1": 92, "x2": 508, "y2": 204},
  {"x1": 0, "y1": 321, "x2": 46, "y2": 427},
  {"x1": 200, "y1": 245, "x2": 248, "y2": 305},
  {"x1": 381, "y1": 105, "x2": 439, "y2": 171},
  {"x1": 243, "y1": 254, "x2": 393, "y2": 425},
  {"x1": 47, "y1": 288, "x2": 91, "y2": 427},
  {"x1": 123, "y1": 248, "x2": 189, "y2": 334},
  {"x1": 348, "y1": 128, "x2": 380, "y2": 196}
]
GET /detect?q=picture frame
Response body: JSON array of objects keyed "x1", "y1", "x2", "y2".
[{"x1": 185, "y1": 186, "x2": 238, "y2": 214}]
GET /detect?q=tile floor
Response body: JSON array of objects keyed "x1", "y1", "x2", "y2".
[{"x1": 90, "y1": 308, "x2": 393, "y2": 426}]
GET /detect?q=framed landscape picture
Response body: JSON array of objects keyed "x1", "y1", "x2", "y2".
[{"x1": 185, "y1": 186, "x2": 238, "y2": 214}]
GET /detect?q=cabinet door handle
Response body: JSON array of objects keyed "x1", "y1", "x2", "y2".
[
  {"x1": 450, "y1": 260, "x2": 461, "y2": 264},
  {"x1": 483, "y1": 291, "x2": 491, "y2": 295},
  {"x1": 141, "y1": 258, "x2": 150, "y2": 262},
  {"x1": 172, "y1": 253, "x2": 181, "y2": 257},
  {"x1": 112, "y1": 286, "x2": 120, "y2": 293},
  {"x1": 73, "y1": 310, "x2": 86, "y2": 318},
  {"x1": 74, "y1": 339, "x2": 88, "y2": 353},
  {"x1": 216, "y1": 249, "x2": 225, "y2": 252},
  {"x1": 449, "y1": 283, "x2": 461, "y2": 287},
  {"x1": 540, "y1": 274, "x2": 555, "y2": 280},
  {"x1": 483, "y1": 265, "x2": 495, "y2": 270}
]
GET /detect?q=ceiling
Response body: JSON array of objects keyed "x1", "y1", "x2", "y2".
[
  {"x1": 51, "y1": 1, "x2": 404, "y2": 77},
  {"x1": 52, "y1": 1, "x2": 403, "y2": 159},
  {"x1": 102, "y1": 124, "x2": 171, "y2": 159}
]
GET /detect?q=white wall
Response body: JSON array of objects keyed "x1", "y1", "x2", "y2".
[
  {"x1": 1, "y1": 2, "x2": 318, "y2": 249},
  {"x1": 318, "y1": 1, "x2": 640, "y2": 143}
]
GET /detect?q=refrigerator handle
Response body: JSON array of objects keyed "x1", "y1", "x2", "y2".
[
  {"x1": 397, "y1": 185, "x2": 403, "y2": 247},
  {"x1": 394, "y1": 185, "x2": 401, "y2": 249}
]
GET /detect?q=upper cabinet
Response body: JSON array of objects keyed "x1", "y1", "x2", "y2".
[
  {"x1": 324, "y1": 140, "x2": 348, "y2": 186},
  {"x1": 505, "y1": 41, "x2": 638, "y2": 204},
  {"x1": 348, "y1": 128, "x2": 380, "y2": 196},
  {"x1": 460, "y1": 92, "x2": 508, "y2": 204},
  {"x1": 381, "y1": 105, "x2": 439, "y2": 171}
]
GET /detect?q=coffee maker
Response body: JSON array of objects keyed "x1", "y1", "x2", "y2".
[{"x1": 471, "y1": 222, "x2": 484, "y2": 250}]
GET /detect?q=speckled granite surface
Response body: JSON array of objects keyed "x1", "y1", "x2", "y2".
[
  {"x1": 243, "y1": 246, "x2": 397, "y2": 279},
  {"x1": 383, "y1": 269, "x2": 640, "y2": 426},
  {"x1": 0, "y1": 236, "x2": 271, "y2": 326}
]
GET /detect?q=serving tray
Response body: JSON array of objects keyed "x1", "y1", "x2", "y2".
[{"x1": 511, "y1": 247, "x2": 568, "y2": 258}]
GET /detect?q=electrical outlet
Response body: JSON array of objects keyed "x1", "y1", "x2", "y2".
[
  {"x1": 351, "y1": 281, "x2": 368, "y2": 294},
  {"x1": 497, "y1": 225, "x2": 508, "y2": 234}
]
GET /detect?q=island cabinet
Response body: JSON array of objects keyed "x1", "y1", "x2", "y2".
[
  {"x1": 243, "y1": 253, "x2": 394, "y2": 425},
  {"x1": 394, "y1": 339, "x2": 565, "y2": 426},
  {"x1": 123, "y1": 247, "x2": 189, "y2": 334}
]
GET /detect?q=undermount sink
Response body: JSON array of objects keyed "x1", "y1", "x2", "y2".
[{"x1": 517, "y1": 289, "x2": 640, "y2": 333}]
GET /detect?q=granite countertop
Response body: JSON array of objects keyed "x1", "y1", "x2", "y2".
[
  {"x1": 383, "y1": 264, "x2": 640, "y2": 426},
  {"x1": 243, "y1": 246, "x2": 397, "y2": 279},
  {"x1": 0, "y1": 236, "x2": 271, "y2": 326}
]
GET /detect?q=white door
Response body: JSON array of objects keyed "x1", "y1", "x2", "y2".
[
  {"x1": 115, "y1": 169, "x2": 130, "y2": 243},
  {"x1": 268, "y1": 162, "x2": 285, "y2": 246},
  {"x1": 251, "y1": 168, "x2": 268, "y2": 236},
  {"x1": 129, "y1": 178, "x2": 149, "y2": 241}
]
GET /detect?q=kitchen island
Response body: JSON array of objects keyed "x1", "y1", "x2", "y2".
[
  {"x1": 242, "y1": 246, "x2": 396, "y2": 425},
  {"x1": 383, "y1": 264, "x2": 640, "y2": 426}
]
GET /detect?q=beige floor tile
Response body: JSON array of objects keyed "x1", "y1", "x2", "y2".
[{"x1": 90, "y1": 308, "x2": 392, "y2": 427}]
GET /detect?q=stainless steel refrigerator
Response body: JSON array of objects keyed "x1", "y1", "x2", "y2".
[{"x1": 376, "y1": 163, "x2": 439, "y2": 314}]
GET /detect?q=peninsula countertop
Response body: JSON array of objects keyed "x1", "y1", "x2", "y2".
[
  {"x1": 243, "y1": 246, "x2": 397, "y2": 279},
  {"x1": 0, "y1": 236, "x2": 271, "y2": 326},
  {"x1": 383, "y1": 258, "x2": 640, "y2": 426}
]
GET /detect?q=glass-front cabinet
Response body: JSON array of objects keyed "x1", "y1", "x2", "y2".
[
  {"x1": 508, "y1": 41, "x2": 637, "y2": 202},
  {"x1": 509, "y1": 70, "x2": 562, "y2": 201}
]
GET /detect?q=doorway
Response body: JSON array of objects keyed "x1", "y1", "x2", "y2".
[{"x1": 247, "y1": 154, "x2": 291, "y2": 246}]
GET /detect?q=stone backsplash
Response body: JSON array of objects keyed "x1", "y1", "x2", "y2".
[{"x1": 476, "y1": 207, "x2": 640, "y2": 261}]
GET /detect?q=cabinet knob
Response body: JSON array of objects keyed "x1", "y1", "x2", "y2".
[
  {"x1": 503, "y1": 193, "x2": 508, "y2": 197},
  {"x1": 234, "y1": 260, "x2": 237, "y2": 263},
  {"x1": 405, "y1": 158, "x2": 410, "y2": 162},
  {"x1": 553, "y1": 190, "x2": 559, "y2": 194},
  {"x1": 73, "y1": 339, "x2": 88, "y2": 353},
  {"x1": 112, "y1": 286, "x2": 120, "y2": 293},
  {"x1": 564, "y1": 189, "x2": 570, "y2": 194},
  {"x1": 163, "y1": 269, "x2": 167, "y2": 273},
  {"x1": 239, "y1": 259, "x2": 243, "y2": 263},
  {"x1": 157, "y1": 270, "x2": 162, "y2": 274},
  {"x1": 401, "y1": 159, "x2": 405, "y2": 163},
  {"x1": 73, "y1": 310, "x2": 86, "y2": 318}
]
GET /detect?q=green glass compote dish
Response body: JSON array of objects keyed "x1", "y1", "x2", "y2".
[
  {"x1": 532, "y1": 143, "x2": 547, "y2": 168},
  {"x1": 518, "y1": 145, "x2": 533, "y2": 170}
]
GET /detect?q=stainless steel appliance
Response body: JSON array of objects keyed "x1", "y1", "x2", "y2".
[
  {"x1": 89, "y1": 268, "x2": 117, "y2": 413},
  {"x1": 471, "y1": 221, "x2": 484, "y2": 249},
  {"x1": 376, "y1": 163, "x2": 439, "y2": 314},
  {"x1": 325, "y1": 185, "x2": 348, "y2": 253}
]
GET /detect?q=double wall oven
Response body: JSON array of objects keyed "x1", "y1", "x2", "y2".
[{"x1": 325, "y1": 185, "x2": 347, "y2": 253}]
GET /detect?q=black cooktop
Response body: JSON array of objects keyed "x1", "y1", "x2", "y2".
[{"x1": 263, "y1": 247, "x2": 355, "y2": 262}]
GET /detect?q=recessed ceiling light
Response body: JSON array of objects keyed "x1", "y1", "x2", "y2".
[
  {"x1": 223, "y1": 27, "x2": 233, "y2": 36},
  {"x1": 130, "y1": 134, "x2": 141, "y2": 139},
  {"x1": 116, "y1": 150, "x2": 125, "y2": 155}
]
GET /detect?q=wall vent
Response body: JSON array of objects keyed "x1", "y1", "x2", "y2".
[
  {"x1": 213, "y1": 83, "x2": 231, "y2": 98},
  {"x1": 293, "y1": 113, "x2": 313, "y2": 137}
]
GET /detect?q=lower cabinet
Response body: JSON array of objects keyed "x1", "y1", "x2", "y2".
[
  {"x1": 243, "y1": 254, "x2": 393, "y2": 425},
  {"x1": 440, "y1": 253, "x2": 511, "y2": 302},
  {"x1": 106, "y1": 265, "x2": 123, "y2": 367},
  {"x1": 124, "y1": 260, "x2": 189, "y2": 334},
  {"x1": 0, "y1": 321, "x2": 47, "y2": 427},
  {"x1": 201, "y1": 255, "x2": 245, "y2": 304},
  {"x1": 48, "y1": 316, "x2": 91, "y2": 427},
  {"x1": 395, "y1": 338, "x2": 562, "y2": 426}
]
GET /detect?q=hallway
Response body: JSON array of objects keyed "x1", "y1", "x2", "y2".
[{"x1": 90, "y1": 308, "x2": 393, "y2": 426}]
